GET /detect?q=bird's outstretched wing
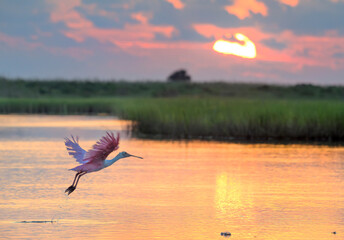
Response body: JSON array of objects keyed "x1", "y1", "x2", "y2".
[
  {"x1": 83, "y1": 132, "x2": 120, "y2": 164},
  {"x1": 64, "y1": 136, "x2": 87, "y2": 164}
]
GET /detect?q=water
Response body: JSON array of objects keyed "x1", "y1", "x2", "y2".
[{"x1": 0, "y1": 115, "x2": 343, "y2": 240}]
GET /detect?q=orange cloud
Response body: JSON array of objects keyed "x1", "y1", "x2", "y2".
[
  {"x1": 193, "y1": 24, "x2": 344, "y2": 70},
  {"x1": 279, "y1": 0, "x2": 299, "y2": 7},
  {"x1": 63, "y1": 23, "x2": 175, "y2": 44},
  {"x1": 193, "y1": 24, "x2": 269, "y2": 41},
  {"x1": 131, "y1": 12, "x2": 150, "y2": 24},
  {"x1": 225, "y1": 0, "x2": 268, "y2": 19},
  {"x1": 165, "y1": 0, "x2": 185, "y2": 9},
  {"x1": 225, "y1": 0, "x2": 298, "y2": 19},
  {"x1": 46, "y1": 1, "x2": 344, "y2": 72}
]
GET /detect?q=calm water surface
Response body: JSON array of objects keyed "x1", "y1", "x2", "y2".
[{"x1": 0, "y1": 115, "x2": 343, "y2": 240}]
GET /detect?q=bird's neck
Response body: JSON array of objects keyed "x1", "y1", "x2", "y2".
[{"x1": 104, "y1": 154, "x2": 122, "y2": 168}]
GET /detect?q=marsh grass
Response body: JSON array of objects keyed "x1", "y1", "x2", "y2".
[
  {"x1": 2, "y1": 97, "x2": 344, "y2": 141},
  {"x1": 0, "y1": 98, "x2": 116, "y2": 115},
  {"x1": 2, "y1": 77, "x2": 344, "y2": 141},
  {"x1": 122, "y1": 97, "x2": 344, "y2": 141},
  {"x1": 2, "y1": 76, "x2": 344, "y2": 99}
]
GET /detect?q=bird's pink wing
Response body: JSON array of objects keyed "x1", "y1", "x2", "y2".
[
  {"x1": 64, "y1": 136, "x2": 87, "y2": 164},
  {"x1": 83, "y1": 132, "x2": 120, "y2": 164}
]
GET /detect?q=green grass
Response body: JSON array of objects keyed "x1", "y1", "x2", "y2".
[
  {"x1": 2, "y1": 76, "x2": 344, "y2": 141},
  {"x1": 0, "y1": 98, "x2": 116, "y2": 115},
  {"x1": 2, "y1": 76, "x2": 344, "y2": 99},
  {"x1": 1, "y1": 97, "x2": 344, "y2": 141},
  {"x1": 121, "y1": 97, "x2": 344, "y2": 141}
]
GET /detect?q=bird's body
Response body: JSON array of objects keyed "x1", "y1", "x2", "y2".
[
  {"x1": 64, "y1": 132, "x2": 142, "y2": 195},
  {"x1": 70, "y1": 153, "x2": 123, "y2": 172}
]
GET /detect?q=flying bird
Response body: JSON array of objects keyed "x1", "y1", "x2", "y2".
[{"x1": 64, "y1": 132, "x2": 142, "y2": 195}]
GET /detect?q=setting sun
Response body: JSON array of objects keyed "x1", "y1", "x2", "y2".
[{"x1": 213, "y1": 33, "x2": 256, "y2": 59}]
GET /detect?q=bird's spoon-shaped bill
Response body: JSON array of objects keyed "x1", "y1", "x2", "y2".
[{"x1": 129, "y1": 154, "x2": 143, "y2": 159}]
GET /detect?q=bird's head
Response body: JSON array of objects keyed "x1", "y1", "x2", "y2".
[{"x1": 119, "y1": 151, "x2": 143, "y2": 159}]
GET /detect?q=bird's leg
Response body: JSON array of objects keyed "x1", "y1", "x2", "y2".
[
  {"x1": 65, "y1": 172, "x2": 82, "y2": 195},
  {"x1": 73, "y1": 172, "x2": 86, "y2": 190},
  {"x1": 71, "y1": 172, "x2": 81, "y2": 186}
]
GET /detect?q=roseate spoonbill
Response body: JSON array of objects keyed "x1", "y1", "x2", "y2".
[{"x1": 64, "y1": 132, "x2": 142, "y2": 195}]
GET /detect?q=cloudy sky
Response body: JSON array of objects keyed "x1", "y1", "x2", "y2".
[{"x1": 1, "y1": 0, "x2": 344, "y2": 84}]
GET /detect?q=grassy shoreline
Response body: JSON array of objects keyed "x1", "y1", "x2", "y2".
[
  {"x1": 1, "y1": 97, "x2": 344, "y2": 142},
  {"x1": 2, "y1": 77, "x2": 344, "y2": 142},
  {"x1": 2, "y1": 76, "x2": 344, "y2": 99}
]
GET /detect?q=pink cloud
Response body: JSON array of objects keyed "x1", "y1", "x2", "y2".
[
  {"x1": 193, "y1": 24, "x2": 269, "y2": 42},
  {"x1": 49, "y1": 0, "x2": 176, "y2": 51},
  {"x1": 165, "y1": 0, "x2": 185, "y2": 9},
  {"x1": 131, "y1": 12, "x2": 150, "y2": 24},
  {"x1": 193, "y1": 24, "x2": 344, "y2": 70},
  {"x1": 62, "y1": 23, "x2": 175, "y2": 46},
  {"x1": 38, "y1": 1, "x2": 344, "y2": 82},
  {"x1": 0, "y1": 32, "x2": 41, "y2": 50},
  {"x1": 279, "y1": 0, "x2": 299, "y2": 7},
  {"x1": 49, "y1": 0, "x2": 93, "y2": 29},
  {"x1": 225, "y1": 0, "x2": 268, "y2": 19},
  {"x1": 225, "y1": 0, "x2": 298, "y2": 20}
]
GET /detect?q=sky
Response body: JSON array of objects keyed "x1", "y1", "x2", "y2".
[{"x1": 1, "y1": 0, "x2": 344, "y2": 84}]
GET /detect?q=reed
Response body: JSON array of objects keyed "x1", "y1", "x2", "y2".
[
  {"x1": 1, "y1": 97, "x2": 344, "y2": 141},
  {"x1": 121, "y1": 97, "x2": 344, "y2": 141},
  {"x1": 0, "y1": 98, "x2": 116, "y2": 115}
]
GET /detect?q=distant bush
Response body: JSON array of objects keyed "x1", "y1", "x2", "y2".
[{"x1": 167, "y1": 69, "x2": 191, "y2": 82}]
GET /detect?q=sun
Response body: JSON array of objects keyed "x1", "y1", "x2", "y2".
[{"x1": 213, "y1": 33, "x2": 256, "y2": 59}]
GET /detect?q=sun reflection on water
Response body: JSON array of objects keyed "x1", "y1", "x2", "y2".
[
  {"x1": 215, "y1": 172, "x2": 245, "y2": 213},
  {"x1": 0, "y1": 116, "x2": 343, "y2": 240}
]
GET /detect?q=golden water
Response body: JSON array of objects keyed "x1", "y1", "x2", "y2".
[{"x1": 0, "y1": 115, "x2": 343, "y2": 239}]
